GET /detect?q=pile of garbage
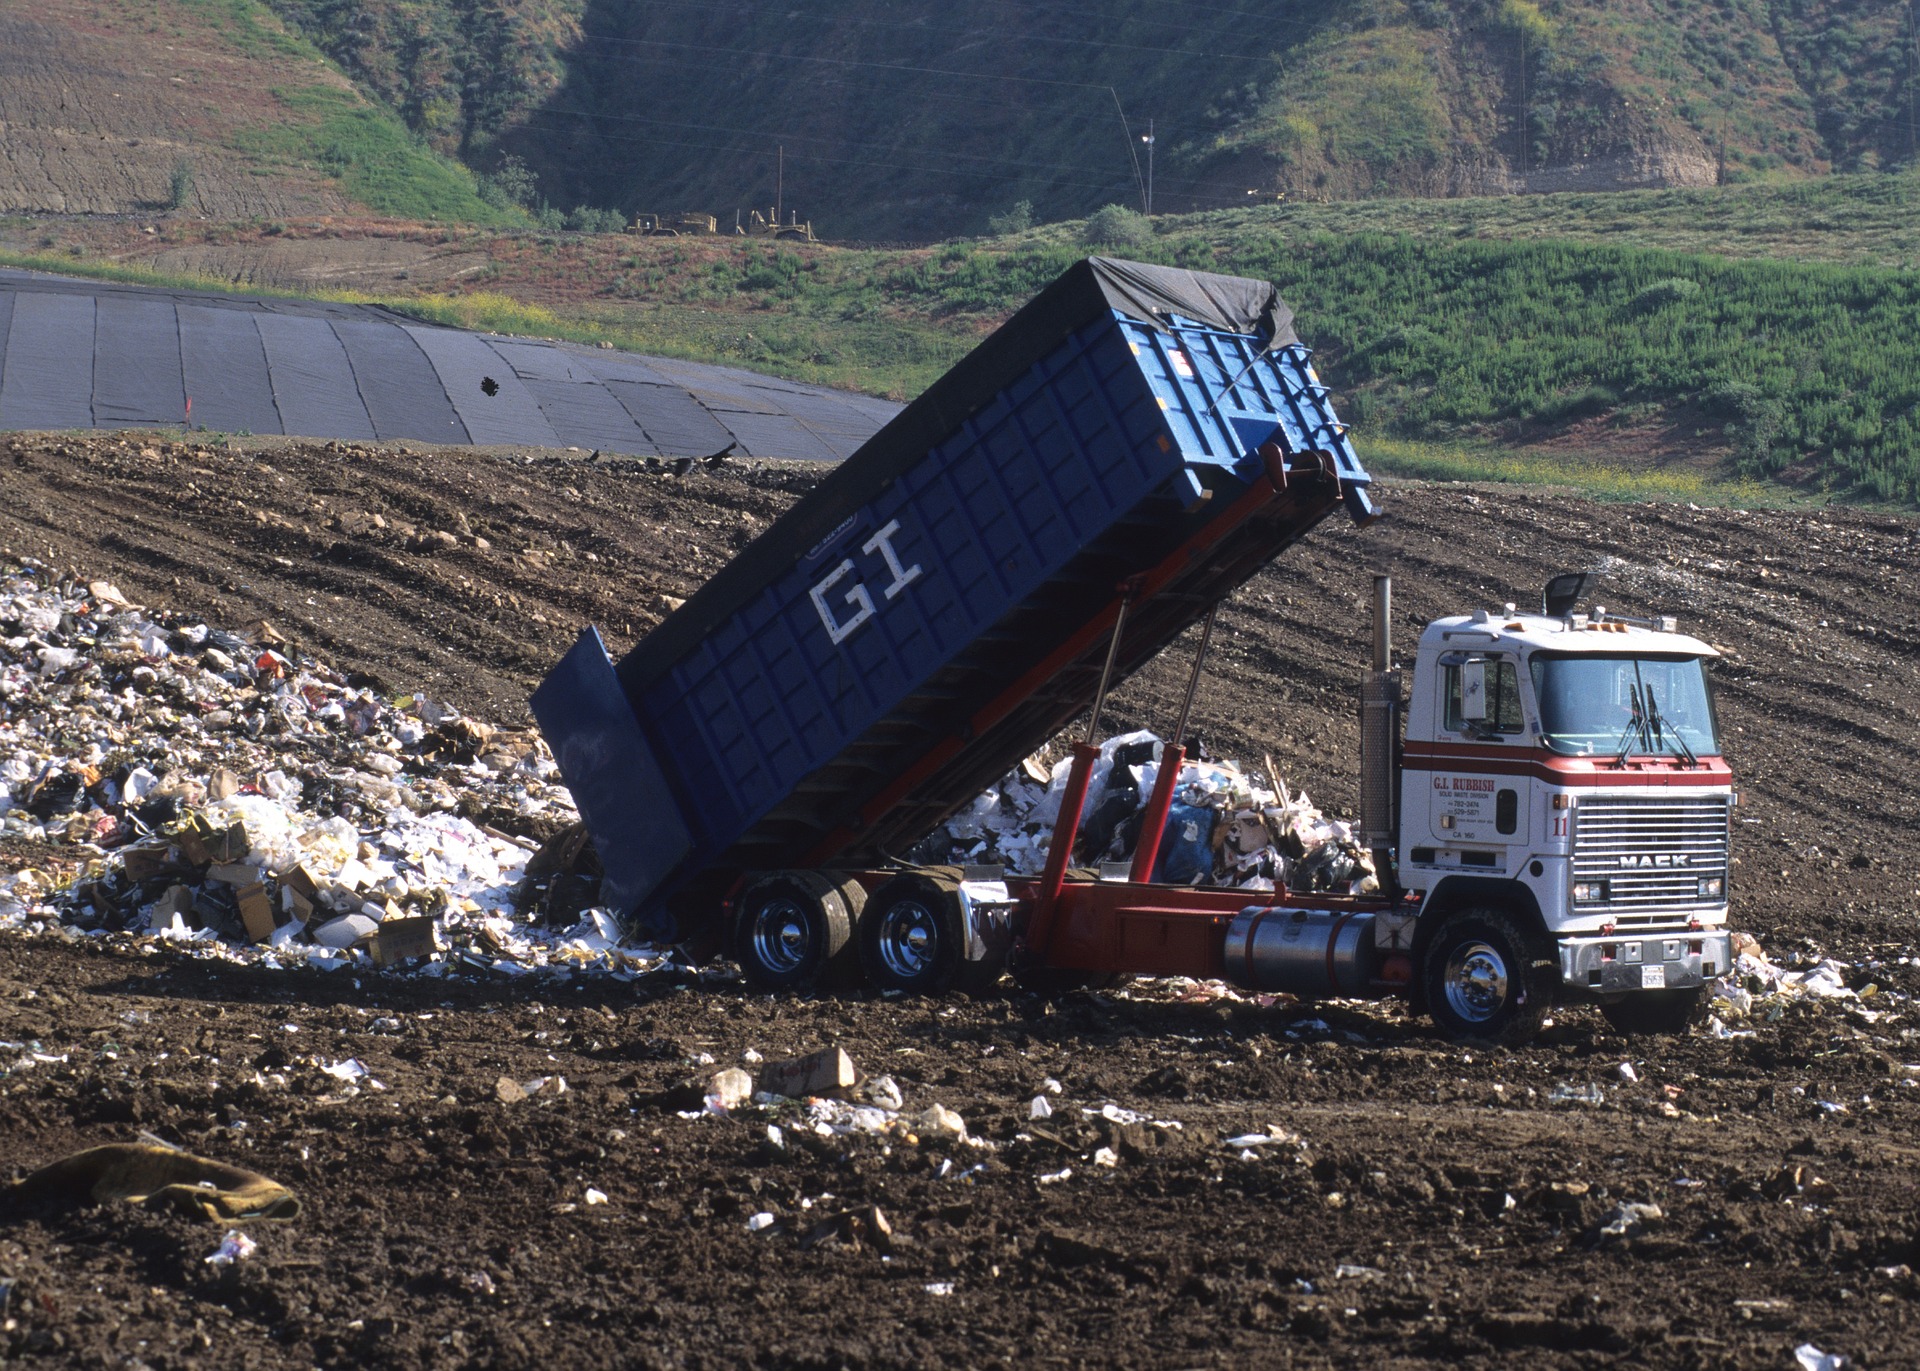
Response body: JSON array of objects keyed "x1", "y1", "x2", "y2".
[
  {"x1": 0, "y1": 559, "x2": 651, "y2": 976},
  {"x1": 1708, "y1": 931, "x2": 1889, "y2": 1027},
  {"x1": 922, "y1": 730, "x2": 1378, "y2": 895}
]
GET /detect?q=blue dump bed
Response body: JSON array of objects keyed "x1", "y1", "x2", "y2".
[{"x1": 534, "y1": 257, "x2": 1374, "y2": 939}]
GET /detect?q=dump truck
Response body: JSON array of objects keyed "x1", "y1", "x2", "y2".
[{"x1": 533, "y1": 256, "x2": 1734, "y2": 1042}]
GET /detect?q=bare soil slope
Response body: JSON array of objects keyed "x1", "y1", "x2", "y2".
[
  {"x1": 0, "y1": 4, "x2": 366, "y2": 220},
  {"x1": 1, "y1": 431, "x2": 1918, "y2": 1367}
]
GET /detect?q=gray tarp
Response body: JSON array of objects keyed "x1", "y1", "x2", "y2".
[
  {"x1": 93, "y1": 295, "x2": 185, "y2": 427},
  {"x1": 332, "y1": 319, "x2": 469, "y2": 445},
  {"x1": 0, "y1": 268, "x2": 899, "y2": 460},
  {"x1": 1, "y1": 291, "x2": 94, "y2": 430},
  {"x1": 179, "y1": 305, "x2": 282, "y2": 437},
  {"x1": 255, "y1": 313, "x2": 378, "y2": 443},
  {"x1": 404, "y1": 325, "x2": 559, "y2": 449}
]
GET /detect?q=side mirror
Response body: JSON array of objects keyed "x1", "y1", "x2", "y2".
[{"x1": 1460, "y1": 659, "x2": 1488, "y2": 722}]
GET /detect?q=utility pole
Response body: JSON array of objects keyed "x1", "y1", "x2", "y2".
[
  {"x1": 775, "y1": 144, "x2": 784, "y2": 226},
  {"x1": 1141, "y1": 119, "x2": 1155, "y2": 215},
  {"x1": 1517, "y1": 29, "x2": 1528, "y2": 186}
]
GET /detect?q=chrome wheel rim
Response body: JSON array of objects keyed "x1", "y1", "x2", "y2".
[
  {"x1": 876, "y1": 899, "x2": 939, "y2": 980},
  {"x1": 1443, "y1": 940, "x2": 1510, "y2": 1024},
  {"x1": 749, "y1": 896, "x2": 811, "y2": 975}
]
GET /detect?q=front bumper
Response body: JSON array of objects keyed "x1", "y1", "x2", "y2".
[{"x1": 1557, "y1": 931, "x2": 1732, "y2": 994}]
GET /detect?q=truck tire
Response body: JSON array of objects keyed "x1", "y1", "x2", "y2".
[
  {"x1": 732, "y1": 871, "x2": 860, "y2": 991},
  {"x1": 859, "y1": 872, "x2": 997, "y2": 994},
  {"x1": 1421, "y1": 908, "x2": 1555, "y2": 1045},
  {"x1": 1599, "y1": 988, "x2": 1706, "y2": 1036}
]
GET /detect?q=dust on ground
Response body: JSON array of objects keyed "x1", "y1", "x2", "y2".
[{"x1": 1, "y1": 428, "x2": 1918, "y2": 1368}]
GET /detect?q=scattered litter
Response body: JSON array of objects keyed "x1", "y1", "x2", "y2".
[
  {"x1": 925, "y1": 1282, "x2": 955, "y2": 1297},
  {"x1": 1029, "y1": 1095, "x2": 1053, "y2": 1120},
  {"x1": 912, "y1": 1103, "x2": 968, "y2": 1144},
  {"x1": 706, "y1": 1067, "x2": 755, "y2": 1112},
  {"x1": 758, "y1": 1046, "x2": 858, "y2": 1100},
  {"x1": 1334, "y1": 1264, "x2": 1384, "y2": 1281},
  {"x1": 1795, "y1": 1345, "x2": 1848, "y2": 1371},
  {"x1": 747, "y1": 1212, "x2": 776, "y2": 1232},
  {"x1": 1597, "y1": 1201, "x2": 1663, "y2": 1239},
  {"x1": 1617, "y1": 1062, "x2": 1639, "y2": 1083},
  {"x1": 1549, "y1": 1083, "x2": 1607, "y2": 1107},
  {"x1": 204, "y1": 1230, "x2": 257, "y2": 1266},
  {"x1": 8, "y1": 1143, "x2": 299, "y2": 1222},
  {"x1": 584, "y1": 1188, "x2": 609, "y2": 1206},
  {"x1": 1092, "y1": 1147, "x2": 1119, "y2": 1168},
  {"x1": 1037, "y1": 1168, "x2": 1072, "y2": 1185}
]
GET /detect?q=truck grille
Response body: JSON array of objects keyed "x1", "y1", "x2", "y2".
[{"x1": 1572, "y1": 795, "x2": 1730, "y2": 913}]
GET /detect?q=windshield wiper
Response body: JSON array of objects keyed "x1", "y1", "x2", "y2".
[
  {"x1": 1612, "y1": 684, "x2": 1646, "y2": 765},
  {"x1": 1643, "y1": 687, "x2": 1698, "y2": 768}
]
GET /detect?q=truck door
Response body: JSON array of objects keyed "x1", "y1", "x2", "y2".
[{"x1": 1426, "y1": 653, "x2": 1531, "y2": 848}]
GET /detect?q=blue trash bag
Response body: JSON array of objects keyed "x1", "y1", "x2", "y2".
[{"x1": 1152, "y1": 801, "x2": 1216, "y2": 884}]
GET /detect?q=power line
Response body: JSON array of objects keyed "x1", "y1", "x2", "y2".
[{"x1": 511, "y1": 112, "x2": 1264, "y2": 202}]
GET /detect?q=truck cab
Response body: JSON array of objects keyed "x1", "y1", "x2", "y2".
[{"x1": 1391, "y1": 595, "x2": 1734, "y2": 1039}]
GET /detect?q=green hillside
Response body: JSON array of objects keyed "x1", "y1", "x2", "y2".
[{"x1": 261, "y1": 0, "x2": 1920, "y2": 241}]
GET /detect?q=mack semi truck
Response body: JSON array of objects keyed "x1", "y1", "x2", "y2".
[{"x1": 533, "y1": 257, "x2": 1733, "y2": 1043}]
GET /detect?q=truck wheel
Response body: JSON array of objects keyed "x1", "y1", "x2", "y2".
[
  {"x1": 733, "y1": 872, "x2": 859, "y2": 991},
  {"x1": 859, "y1": 872, "x2": 995, "y2": 994},
  {"x1": 1599, "y1": 988, "x2": 1706, "y2": 1036},
  {"x1": 1421, "y1": 908, "x2": 1554, "y2": 1045}
]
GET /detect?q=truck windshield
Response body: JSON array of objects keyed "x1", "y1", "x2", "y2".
[{"x1": 1528, "y1": 654, "x2": 1722, "y2": 758}]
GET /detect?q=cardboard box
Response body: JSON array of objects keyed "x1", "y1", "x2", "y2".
[
  {"x1": 372, "y1": 916, "x2": 437, "y2": 967},
  {"x1": 235, "y1": 882, "x2": 277, "y2": 943},
  {"x1": 756, "y1": 1046, "x2": 858, "y2": 1099},
  {"x1": 120, "y1": 845, "x2": 175, "y2": 882},
  {"x1": 277, "y1": 865, "x2": 320, "y2": 924}
]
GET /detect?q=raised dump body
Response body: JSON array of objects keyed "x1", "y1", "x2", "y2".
[{"x1": 534, "y1": 257, "x2": 1374, "y2": 940}]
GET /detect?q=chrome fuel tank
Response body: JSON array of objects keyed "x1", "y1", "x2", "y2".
[{"x1": 1223, "y1": 906, "x2": 1378, "y2": 998}]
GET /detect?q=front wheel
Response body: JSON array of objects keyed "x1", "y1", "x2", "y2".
[
  {"x1": 1421, "y1": 909, "x2": 1555, "y2": 1045},
  {"x1": 1599, "y1": 988, "x2": 1705, "y2": 1036}
]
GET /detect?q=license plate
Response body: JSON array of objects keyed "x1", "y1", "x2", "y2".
[{"x1": 1641, "y1": 965, "x2": 1667, "y2": 989}]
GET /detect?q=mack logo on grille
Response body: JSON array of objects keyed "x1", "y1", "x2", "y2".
[{"x1": 1618, "y1": 853, "x2": 1691, "y2": 869}]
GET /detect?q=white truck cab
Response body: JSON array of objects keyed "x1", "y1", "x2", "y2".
[{"x1": 1384, "y1": 587, "x2": 1735, "y2": 1039}]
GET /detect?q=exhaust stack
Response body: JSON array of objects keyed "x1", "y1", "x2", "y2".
[{"x1": 1357, "y1": 574, "x2": 1401, "y2": 890}]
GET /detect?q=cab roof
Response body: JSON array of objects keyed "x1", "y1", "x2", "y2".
[{"x1": 1416, "y1": 611, "x2": 1719, "y2": 659}]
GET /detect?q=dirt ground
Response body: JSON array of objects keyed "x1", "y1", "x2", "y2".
[
  {"x1": 2, "y1": 429, "x2": 1919, "y2": 1368},
  {"x1": 0, "y1": 7, "x2": 353, "y2": 220}
]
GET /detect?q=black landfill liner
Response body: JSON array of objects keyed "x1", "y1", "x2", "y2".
[
  {"x1": 0, "y1": 268, "x2": 898, "y2": 459},
  {"x1": 255, "y1": 313, "x2": 377, "y2": 442},
  {"x1": 178, "y1": 305, "x2": 282, "y2": 437}
]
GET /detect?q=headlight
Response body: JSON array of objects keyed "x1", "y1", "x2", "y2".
[
  {"x1": 1697, "y1": 876, "x2": 1724, "y2": 899},
  {"x1": 1572, "y1": 880, "x2": 1609, "y2": 903}
]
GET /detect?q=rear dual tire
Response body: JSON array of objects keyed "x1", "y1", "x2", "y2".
[
  {"x1": 859, "y1": 872, "x2": 1003, "y2": 995},
  {"x1": 732, "y1": 872, "x2": 864, "y2": 991}
]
